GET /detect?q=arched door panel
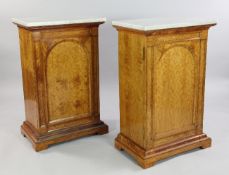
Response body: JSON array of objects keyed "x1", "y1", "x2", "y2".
[
  {"x1": 151, "y1": 40, "x2": 200, "y2": 146},
  {"x1": 46, "y1": 41, "x2": 90, "y2": 122}
]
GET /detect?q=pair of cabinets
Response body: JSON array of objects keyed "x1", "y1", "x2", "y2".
[{"x1": 14, "y1": 19, "x2": 215, "y2": 168}]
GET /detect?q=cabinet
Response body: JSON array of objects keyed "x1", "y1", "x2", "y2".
[
  {"x1": 112, "y1": 19, "x2": 216, "y2": 168},
  {"x1": 13, "y1": 18, "x2": 108, "y2": 151}
]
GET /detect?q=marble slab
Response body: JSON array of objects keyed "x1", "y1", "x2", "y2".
[
  {"x1": 12, "y1": 17, "x2": 106, "y2": 27},
  {"x1": 112, "y1": 18, "x2": 216, "y2": 31}
]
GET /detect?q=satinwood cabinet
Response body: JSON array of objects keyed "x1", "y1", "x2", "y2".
[
  {"x1": 13, "y1": 18, "x2": 108, "y2": 151},
  {"x1": 112, "y1": 19, "x2": 216, "y2": 168}
]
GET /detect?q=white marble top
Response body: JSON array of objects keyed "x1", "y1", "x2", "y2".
[
  {"x1": 12, "y1": 17, "x2": 106, "y2": 27},
  {"x1": 112, "y1": 18, "x2": 216, "y2": 31}
]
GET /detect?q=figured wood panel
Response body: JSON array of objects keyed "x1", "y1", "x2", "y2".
[
  {"x1": 151, "y1": 40, "x2": 200, "y2": 144},
  {"x1": 47, "y1": 40, "x2": 90, "y2": 121},
  {"x1": 119, "y1": 31, "x2": 146, "y2": 147}
]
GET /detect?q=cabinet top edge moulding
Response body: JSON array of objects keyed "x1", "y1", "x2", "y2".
[
  {"x1": 12, "y1": 17, "x2": 106, "y2": 29},
  {"x1": 112, "y1": 18, "x2": 216, "y2": 33}
]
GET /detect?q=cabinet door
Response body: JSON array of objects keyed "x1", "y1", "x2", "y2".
[
  {"x1": 47, "y1": 40, "x2": 91, "y2": 121},
  {"x1": 35, "y1": 28, "x2": 97, "y2": 130},
  {"x1": 149, "y1": 39, "x2": 201, "y2": 147}
]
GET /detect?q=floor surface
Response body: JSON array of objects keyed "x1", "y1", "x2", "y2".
[{"x1": 0, "y1": 78, "x2": 228, "y2": 175}]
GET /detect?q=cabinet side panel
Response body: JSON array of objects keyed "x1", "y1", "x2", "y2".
[
  {"x1": 119, "y1": 31, "x2": 146, "y2": 147},
  {"x1": 19, "y1": 28, "x2": 39, "y2": 128}
]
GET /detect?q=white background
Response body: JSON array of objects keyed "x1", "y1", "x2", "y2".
[{"x1": 0, "y1": 0, "x2": 229, "y2": 174}]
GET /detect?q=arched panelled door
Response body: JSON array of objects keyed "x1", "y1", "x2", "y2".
[
  {"x1": 151, "y1": 40, "x2": 200, "y2": 146},
  {"x1": 46, "y1": 40, "x2": 91, "y2": 122}
]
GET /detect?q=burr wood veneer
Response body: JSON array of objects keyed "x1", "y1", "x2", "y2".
[
  {"x1": 112, "y1": 19, "x2": 216, "y2": 168},
  {"x1": 13, "y1": 18, "x2": 108, "y2": 151}
]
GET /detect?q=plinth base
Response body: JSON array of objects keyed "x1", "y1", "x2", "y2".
[
  {"x1": 115, "y1": 133, "x2": 211, "y2": 168},
  {"x1": 21, "y1": 121, "x2": 108, "y2": 151}
]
